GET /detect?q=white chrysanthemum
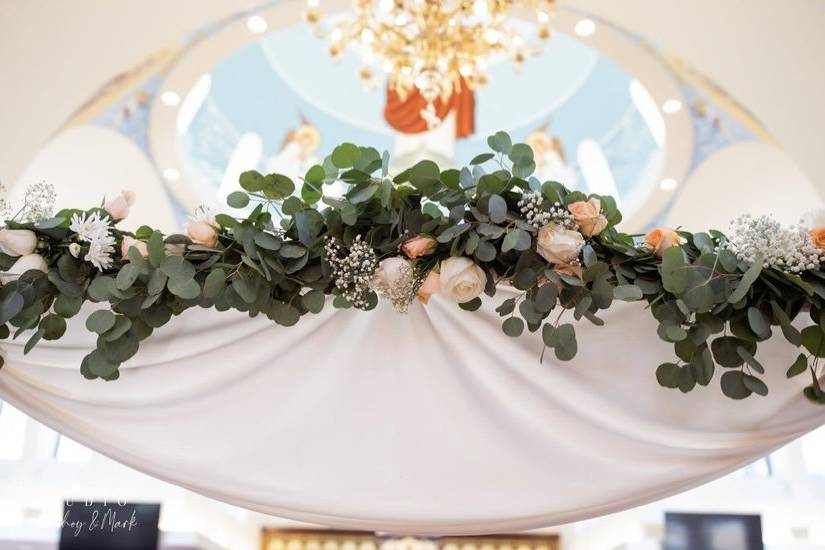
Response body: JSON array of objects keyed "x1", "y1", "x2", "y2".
[
  {"x1": 70, "y1": 212, "x2": 112, "y2": 242},
  {"x1": 84, "y1": 235, "x2": 116, "y2": 271}
]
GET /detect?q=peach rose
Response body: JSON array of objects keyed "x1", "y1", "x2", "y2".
[
  {"x1": 568, "y1": 198, "x2": 608, "y2": 237},
  {"x1": 120, "y1": 236, "x2": 148, "y2": 259},
  {"x1": 401, "y1": 235, "x2": 437, "y2": 258},
  {"x1": 104, "y1": 190, "x2": 136, "y2": 221},
  {"x1": 536, "y1": 224, "x2": 584, "y2": 265},
  {"x1": 645, "y1": 227, "x2": 683, "y2": 257},
  {"x1": 417, "y1": 270, "x2": 441, "y2": 304},
  {"x1": 186, "y1": 220, "x2": 218, "y2": 247},
  {"x1": 809, "y1": 226, "x2": 825, "y2": 249}
]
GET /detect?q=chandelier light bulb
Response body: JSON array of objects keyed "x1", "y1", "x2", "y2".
[
  {"x1": 575, "y1": 18, "x2": 596, "y2": 37},
  {"x1": 330, "y1": 27, "x2": 344, "y2": 42},
  {"x1": 473, "y1": 0, "x2": 489, "y2": 18},
  {"x1": 360, "y1": 28, "x2": 375, "y2": 44},
  {"x1": 379, "y1": 0, "x2": 394, "y2": 13},
  {"x1": 537, "y1": 10, "x2": 549, "y2": 24},
  {"x1": 484, "y1": 28, "x2": 500, "y2": 44},
  {"x1": 660, "y1": 178, "x2": 678, "y2": 191},
  {"x1": 662, "y1": 99, "x2": 683, "y2": 114},
  {"x1": 306, "y1": 0, "x2": 320, "y2": 7},
  {"x1": 246, "y1": 15, "x2": 268, "y2": 34},
  {"x1": 160, "y1": 91, "x2": 181, "y2": 107}
]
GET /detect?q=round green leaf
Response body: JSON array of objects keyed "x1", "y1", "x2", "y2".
[
  {"x1": 83, "y1": 350, "x2": 119, "y2": 378},
  {"x1": 302, "y1": 289, "x2": 326, "y2": 314},
  {"x1": 502, "y1": 317, "x2": 524, "y2": 337},
  {"x1": 86, "y1": 310, "x2": 116, "y2": 334},
  {"x1": 167, "y1": 277, "x2": 200, "y2": 300},
  {"x1": 102, "y1": 316, "x2": 133, "y2": 342},
  {"x1": 331, "y1": 143, "x2": 360, "y2": 168},
  {"x1": 801, "y1": 325, "x2": 825, "y2": 357},
  {"x1": 488, "y1": 194, "x2": 507, "y2": 224},
  {"x1": 711, "y1": 336, "x2": 755, "y2": 367},
  {"x1": 54, "y1": 294, "x2": 83, "y2": 318},
  {"x1": 720, "y1": 370, "x2": 752, "y2": 400},
  {"x1": 203, "y1": 269, "x2": 226, "y2": 299},
  {"x1": 40, "y1": 314, "x2": 67, "y2": 340},
  {"x1": 742, "y1": 373, "x2": 768, "y2": 396},
  {"x1": 99, "y1": 332, "x2": 140, "y2": 363},
  {"x1": 656, "y1": 362, "x2": 682, "y2": 388},
  {"x1": 458, "y1": 297, "x2": 482, "y2": 311},
  {"x1": 227, "y1": 191, "x2": 250, "y2": 209}
]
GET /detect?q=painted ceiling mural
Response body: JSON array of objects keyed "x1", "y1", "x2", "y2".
[{"x1": 60, "y1": 2, "x2": 767, "y2": 229}]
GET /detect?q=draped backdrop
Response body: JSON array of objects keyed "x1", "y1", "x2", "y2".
[{"x1": 0, "y1": 290, "x2": 823, "y2": 535}]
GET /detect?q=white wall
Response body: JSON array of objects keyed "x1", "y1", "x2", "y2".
[
  {"x1": 665, "y1": 142, "x2": 823, "y2": 230},
  {"x1": 12, "y1": 124, "x2": 179, "y2": 232}
]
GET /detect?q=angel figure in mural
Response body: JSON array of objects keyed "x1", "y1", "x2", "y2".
[
  {"x1": 265, "y1": 117, "x2": 322, "y2": 179},
  {"x1": 526, "y1": 122, "x2": 578, "y2": 188}
]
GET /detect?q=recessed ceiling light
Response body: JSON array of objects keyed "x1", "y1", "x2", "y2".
[
  {"x1": 163, "y1": 168, "x2": 180, "y2": 181},
  {"x1": 662, "y1": 99, "x2": 682, "y2": 114},
  {"x1": 660, "y1": 178, "x2": 678, "y2": 191},
  {"x1": 247, "y1": 15, "x2": 268, "y2": 34},
  {"x1": 160, "y1": 91, "x2": 180, "y2": 106},
  {"x1": 575, "y1": 19, "x2": 595, "y2": 37}
]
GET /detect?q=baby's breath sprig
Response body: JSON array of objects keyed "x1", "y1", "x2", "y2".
[
  {"x1": 323, "y1": 235, "x2": 379, "y2": 309},
  {"x1": 722, "y1": 214, "x2": 825, "y2": 273}
]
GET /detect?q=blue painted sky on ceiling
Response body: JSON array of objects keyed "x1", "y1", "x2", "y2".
[{"x1": 178, "y1": 21, "x2": 662, "y2": 216}]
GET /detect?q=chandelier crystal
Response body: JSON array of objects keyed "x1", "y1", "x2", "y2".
[{"x1": 305, "y1": 0, "x2": 556, "y2": 127}]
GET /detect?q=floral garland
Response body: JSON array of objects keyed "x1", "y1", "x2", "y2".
[{"x1": 1, "y1": 132, "x2": 825, "y2": 404}]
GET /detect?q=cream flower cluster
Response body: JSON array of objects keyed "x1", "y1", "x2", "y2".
[
  {"x1": 69, "y1": 212, "x2": 116, "y2": 271},
  {"x1": 723, "y1": 214, "x2": 825, "y2": 273},
  {"x1": 324, "y1": 235, "x2": 379, "y2": 309}
]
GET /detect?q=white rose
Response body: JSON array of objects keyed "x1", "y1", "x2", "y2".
[
  {"x1": 440, "y1": 256, "x2": 486, "y2": 303},
  {"x1": 104, "y1": 190, "x2": 136, "y2": 221},
  {"x1": 1, "y1": 253, "x2": 48, "y2": 284},
  {"x1": 0, "y1": 229, "x2": 37, "y2": 256},
  {"x1": 372, "y1": 257, "x2": 412, "y2": 289},
  {"x1": 536, "y1": 223, "x2": 584, "y2": 264}
]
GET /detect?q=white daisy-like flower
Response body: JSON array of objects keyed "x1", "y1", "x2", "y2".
[
  {"x1": 84, "y1": 235, "x2": 116, "y2": 271},
  {"x1": 70, "y1": 212, "x2": 112, "y2": 242}
]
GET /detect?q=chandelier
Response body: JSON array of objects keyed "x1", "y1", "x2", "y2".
[{"x1": 305, "y1": 0, "x2": 556, "y2": 127}]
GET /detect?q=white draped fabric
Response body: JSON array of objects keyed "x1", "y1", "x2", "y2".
[{"x1": 1, "y1": 291, "x2": 823, "y2": 535}]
